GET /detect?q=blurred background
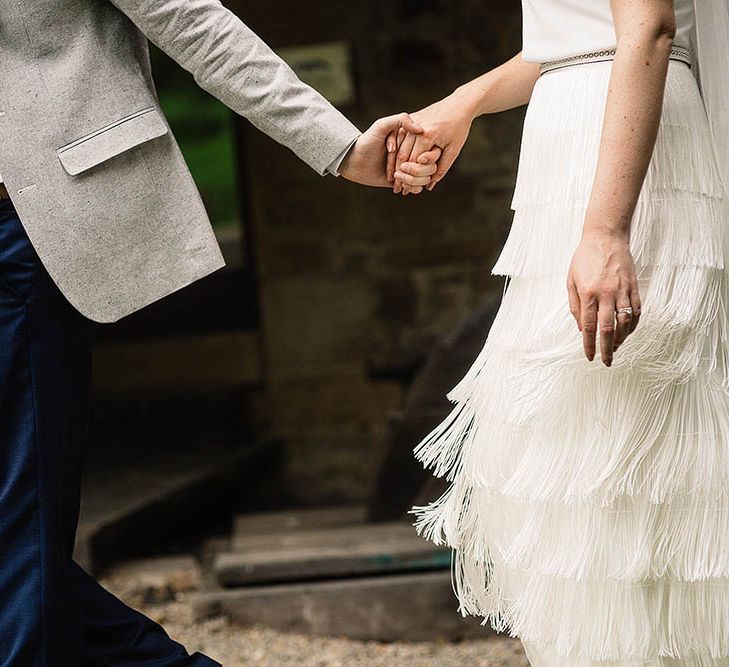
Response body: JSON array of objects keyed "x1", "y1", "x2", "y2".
[{"x1": 80, "y1": 1, "x2": 531, "y2": 664}]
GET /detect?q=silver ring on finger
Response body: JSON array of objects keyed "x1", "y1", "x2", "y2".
[{"x1": 616, "y1": 306, "x2": 633, "y2": 316}]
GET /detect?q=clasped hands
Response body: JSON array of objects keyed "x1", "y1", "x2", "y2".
[
  {"x1": 339, "y1": 93, "x2": 475, "y2": 193},
  {"x1": 386, "y1": 93, "x2": 475, "y2": 195}
]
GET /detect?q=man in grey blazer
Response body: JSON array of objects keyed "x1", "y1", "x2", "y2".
[{"x1": 0, "y1": 0, "x2": 438, "y2": 664}]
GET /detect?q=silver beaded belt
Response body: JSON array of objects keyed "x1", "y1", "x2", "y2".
[{"x1": 539, "y1": 44, "x2": 693, "y2": 75}]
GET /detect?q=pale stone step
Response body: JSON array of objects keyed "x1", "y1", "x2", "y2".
[
  {"x1": 193, "y1": 571, "x2": 491, "y2": 642},
  {"x1": 231, "y1": 505, "x2": 366, "y2": 540},
  {"x1": 216, "y1": 521, "x2": 448, "y2": 586}
]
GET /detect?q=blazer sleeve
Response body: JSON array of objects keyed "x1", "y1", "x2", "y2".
[{"x1": 107, "y1": 0, "x2": 362, "y2": 175}]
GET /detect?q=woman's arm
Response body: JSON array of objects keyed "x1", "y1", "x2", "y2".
[
  {"x1": 568, "y1": 0, "x2": 676, "y2": 366},
  {"x1": 446, "y1": 51, "x2": 542, "y2": 116},
  {"x1": 391, "y1": 52, "x2": 541, "y2": 192}
]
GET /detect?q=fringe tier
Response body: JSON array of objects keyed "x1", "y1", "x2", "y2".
[{"x1": 410, "y1": 59, "x2": 729, "y2": 665}]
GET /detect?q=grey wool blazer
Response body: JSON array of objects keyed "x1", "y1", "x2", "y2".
[{"x1": 0, "y1": 0, "x2": 362, "y2": 323}]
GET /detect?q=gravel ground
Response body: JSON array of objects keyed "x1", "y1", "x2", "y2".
[
  {"x1": 101, "y1": 558, "x2": 529, "y2": 667},
  {"x1": 144, "y1": 600, "x2": 528, "y2": 667}
]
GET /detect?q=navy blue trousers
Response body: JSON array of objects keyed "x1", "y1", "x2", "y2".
[{"x1": 0, "y1": 198, "x2": 220, "y2": 666}]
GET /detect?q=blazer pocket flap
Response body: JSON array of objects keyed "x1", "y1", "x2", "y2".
[{"x1": 56, "y1": 107, "x2": 168, "y2": 176}]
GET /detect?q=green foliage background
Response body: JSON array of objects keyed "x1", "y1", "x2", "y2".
[{"x1": 149, "y1": 46, "x2": 242, "y2": 231}]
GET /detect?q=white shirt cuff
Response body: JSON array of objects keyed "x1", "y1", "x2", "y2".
[{"x1": 325, "y1": 136, "x2": 359, "y2": 177}]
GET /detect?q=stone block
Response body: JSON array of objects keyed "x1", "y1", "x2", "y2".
[
  {"x1": 260, "y1": 277, "x2": 375, "y2": 378},
  {"x1": 232, "y1": 506, "x2": 367, "y2": 538},
  {"x1": 281, "y1": 434, "x2": 384, "y2": 505},
  {"x1": 191, "y1": 571, "x2": 492, "y2": 642},
  {"x1": 268, "y1": 374, "x2": 402, "y2": 428}
]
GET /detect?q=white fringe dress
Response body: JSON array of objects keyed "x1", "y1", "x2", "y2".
[{"x1": 410, "y1": 39, "x2": 729, "y2": 667}]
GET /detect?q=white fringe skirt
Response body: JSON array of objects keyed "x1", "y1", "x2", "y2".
[{"x1": 410, "y1": 57, "x2": 729, "y2": 665}]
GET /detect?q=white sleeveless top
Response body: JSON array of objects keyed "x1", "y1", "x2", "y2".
[{"x1": 521, "y1": 0, "x2": 695, "y2": 63}]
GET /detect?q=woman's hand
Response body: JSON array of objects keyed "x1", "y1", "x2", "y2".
[
  {"x1": 384, "y1": 53, "x2": 541, "y2": 195},
  {"x1": 387, "y1": 90, "x2": 477, "y2": 194},
  {"x1": 564, "y1": 2, "x2": 674, "y2": 366},
  {"x1": 567, "y1": 228, "x2": 641, "y2": 366}
]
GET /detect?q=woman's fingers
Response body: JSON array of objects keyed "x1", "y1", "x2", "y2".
[
  {"x1": 579, "y1": 286, "x2": 638, "y2": 365},
  {"x1": 615, "y1": 282, "x2": 641, "y2": 351},
  {"x1": 568, "y1": 232, "x2": 638, "y2": 367},
  {"x1": 401, "y1": 136, "x2": 432, "y2": 195},
  {"x1": 395, "y1": 132, "x2": 418, "y2": 194},
  {"x1": 614, "y1": 296, "x2": 633, "y2": 350},
  {"x1": 629, "y1": 281, "x2": 642, "y2": 334},
  {"x1": 417, "y1": 147, "x2": 443, "y2": 164},
  {"x1": 392, "y1": 135, "x2": 447, "y2": 195},
  {"x1": 427, "y1": 144, "x2": 459, "y2": 191},
  {"x1": 401, "y1": 161, "x2": 438, "y2": 177},
  {"x1": 393, "y1": 172, "x2": 433, "y2": 187},
  {"x1": 567, "y1": 276, "x2": 582, "y2": 331},
  {"x1": 401, "y1": 134, "x2": 435, "y2": 195},
  {"x1": 395, "y1": 160, "x2": 438, "y2": 188},
  {"x1": 581, "y1": 296, "x2": 599, "y2": 362},
  {"x1": 599, "y1": 297, "x2": 617, "y2": 367},
  {"x1": 393, "y1": 128, "x2": 408, "y2": 193}
]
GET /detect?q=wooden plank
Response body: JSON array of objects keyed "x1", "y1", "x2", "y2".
[{"x1": 192, "y1": 571, "x2": 492, "y2": 642}]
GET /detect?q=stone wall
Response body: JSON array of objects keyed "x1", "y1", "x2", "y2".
[{"x1": 228, "y1": 0, "x2": 525, "y2": 504}]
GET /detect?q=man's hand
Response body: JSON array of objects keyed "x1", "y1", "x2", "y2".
[{"x1": 339, "y1": 113, "x2": 439, "y2": 190}]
